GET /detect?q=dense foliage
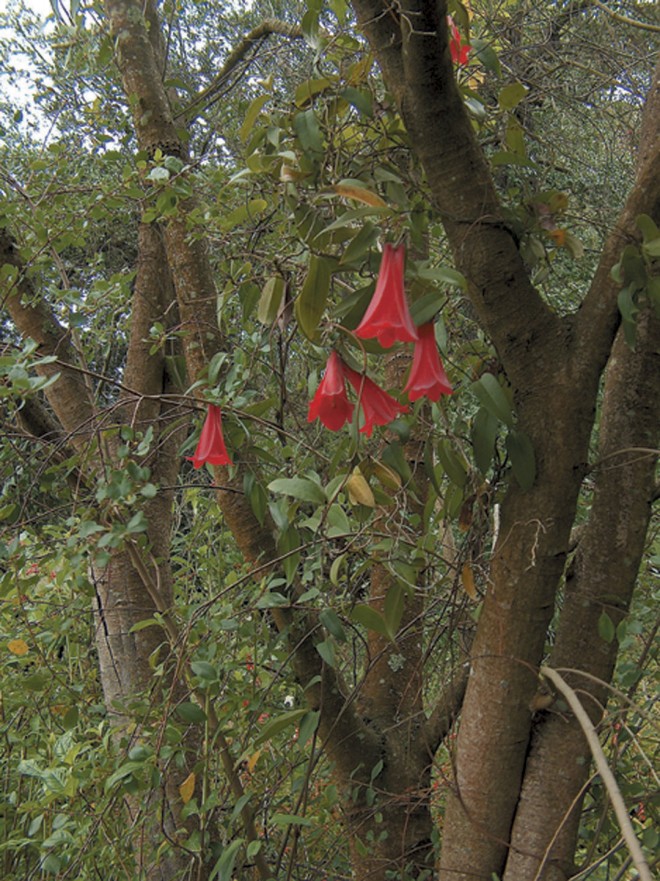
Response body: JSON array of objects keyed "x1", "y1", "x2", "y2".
[{"x1": 0, "y1": 1, "x2": 658, "y2": 880}]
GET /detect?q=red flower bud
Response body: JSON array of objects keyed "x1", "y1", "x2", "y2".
[
  {"x1": 307, "y1": 351, "x2": 354, "y2": 431},
  {"x1": 404, "y1": 323, "x2": 453, "y2": 402},
  {"x1": 187, "y1": 404, "x2": 233, "y2": 468},
  {"x1": 355, "y1": 243, "x2": 418, "y2": 348}
]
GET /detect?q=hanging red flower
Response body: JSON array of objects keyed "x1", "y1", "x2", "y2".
[
  {"x1": 355, "y1": 243, "x2": 419, "y2": 348},
  {"x1": 448, "y1": 16, "x2": 470, "y2": 66},
  {"x1": 344, "y1": 365, "x2": 409, "y2": 437},
  {"x1": 404, "y1": 322, "x2": 453, "y2": 402},
  {"x1": 187, "y1": 404, "x2": 233, "y2": 468},
  {"x1": 307, "y1": 351, "x2": 354, "y2": 431}
]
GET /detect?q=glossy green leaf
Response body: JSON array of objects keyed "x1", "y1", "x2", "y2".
[
  {"x1": 472, "y1": 407, "x2": 499, "y2": 474},
  {"x1": 598, "y1": 611, "x2": 615, "y2": 644},
  {"x1": 268, "y1": 477, "x2": 327, "y2": 505},
  {"x1": 295, "y1": 255, "x2": 331, "y2": 340},
  {"x1": 499, "y1": 81, "x2": 528, "y2": 110},
  {"x1": 350, "y1": 604, "x2": 392, "y2": 640},
  {"x1": 437, "y1": 439, "x2": 468, "y2": 488},
  {"x1": 293, "y1": 109, "x2": 324, "y2": 157},
  {"x1": 257, "y1": 276, "x2": 286, "y2": 325},
  {"x1": 384, "y1": 581, "x2": 405, "y2": 638},
  {"x1": 320, "y1": 608, "x2": 347, "y2": 642},
  {"x1": 315, "y1": 639, "x2": 336, "y2": 667},
  {"x1": 255, "y1": 709, "x2": 307, "y2": 745},
  {"x1": 240, "y1": 94, "x2": 269, "y2": 142},
  {"x1": 472, "y1": 373, "x2": 513, "y2": 428},
  {"x1": 505, "y1": 429, "x2": 536, "y2": 491},
  {"x1": 176, "y1": 702, "x2": 207, "y2": 724}
]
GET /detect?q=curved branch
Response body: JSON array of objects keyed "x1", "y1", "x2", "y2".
[
  {"x1": 178, "y1": 20, "x2": 304, "y2": 122},
  {"x1": 589, "y1": 0, "x2": 660, "y2": 33},
  {"x1": 540, "y1": 665, "x2": 652, "y2": 881},
  {"x1": 0, "y1": 231, "x2": 96, "y2": 447}
]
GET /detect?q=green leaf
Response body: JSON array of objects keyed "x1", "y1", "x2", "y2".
[
  {"x1": 319, "y1": 608, "x2": 347, "y2": 642},
  {"x1": 295, "y1": 77, "x2": 335, "y2": 107},
  {"x1": 315, "y1": 639, "x2": 336, "y2": 667},
  {"x1": 210, "y1": 838, "x2": 244, "y2": 881},
  {"x1": 293, "y1": 109, "x2": 324, "y2": 157},
  {"x1": 267, "y1": 477, "x2": 327, "y2": 505},
  {"x1": 295, "y1": 255, "x2": 331, "y2": 339},
  {"x1": 384, "y1": 582, "x2": 405, "y2": 638},
  {"x1": 642, "y1": 238, "x2": 660, "y2": 258},
  {"x1": 472, "y1": 407, "x2": 499, "y2": 474},
  {"x1": 598, "y1": 611, "x2": 615, "y2": 644},
  {"x1": 437, "y1": 440, "x2": 468, "y2": 488},
  {"x1": 350, "y1": 604, "x2": 392, "y2": 640},
  {"x1": 635, "y1": 213, "x2": 660, "y2": 244},
  {"x1": 255, "y1": 709, "x2": 307, "y2": 745},
  {"x1": 339, "y1": 221, "x2": 379, "y2": 265},
  {"x1": 416, "y1": 263, "x2": 467, "y2": 291},
  {"x1": 472, "y1": 38, "x2": 501, "y2": 75},
  {"x1": 175, "y1": 702, "x2": 207, "y2": 724},
  {"x1": 240, "y1": 94, "x2": 269, "y2": 142},
  {"x1": 298, "y1": 710, "x2": 319, "y2": 745},
  {"x1": 191, "y1": 661, "x2": 217, "y2": 682},
  {"x1": 505, "y1": 429, "x2": 536, "y2": 491},
  {"x1": 472, "y1": 373, "x2": 513, "y2": 428},
  {"x1": 257, "y1": 276, "x2": 286, "y2": 325},
  {"x1": 341, "y1": 86, "x2": 373, "y2": 117},
  {"x1": 499, "y1": 81, "x2": 528, "y2": 110}
]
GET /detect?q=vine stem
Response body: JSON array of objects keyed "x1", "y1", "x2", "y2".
[{"x1": 540, "y1": 666, "x2": 651, "y2": 881}]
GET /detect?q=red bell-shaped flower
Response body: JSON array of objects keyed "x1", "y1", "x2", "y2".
[
  {"x1": 355, "y1": 244, "x2": 418, "y2": 348},
  {"x1": 404, "y1": 323, "x2": 453, "y2": 402},
  {"x1": 344, "y1": 365, "x2": 409, "y2": 437},
  {"x1": 187, "y1": 404, "x2": 233, "y2": 468},
  {"x1": 307, "y1": 351, "x2": 354, "y2": 431},
  {"x1": 448, "y1": 16, "x2": 470, "y2": 66}
]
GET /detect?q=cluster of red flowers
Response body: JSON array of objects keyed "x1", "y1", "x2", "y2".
[
  {"x1": 187, "y1": 244, "x2": 452, "y2": 464},
  {"x1": 308, "y1": 243, "x2": 452, "y2": 436}
]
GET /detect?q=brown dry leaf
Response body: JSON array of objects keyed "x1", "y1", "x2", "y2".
[
  {"x1": 7, "y1": 639, "x2": 29, "y2": 656},
  {"x1": 461, "y1": 564, "x2": 477, "y2": 600},
  {"x1": 333, "y1": 183, "x2": 386, "y2": 208}
]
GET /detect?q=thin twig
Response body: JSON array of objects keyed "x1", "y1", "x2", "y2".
[{"x1": 540, "y1": 666, "x2": 652, "y2": 881}]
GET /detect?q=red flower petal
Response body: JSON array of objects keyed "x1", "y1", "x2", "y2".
[
  {"x1": 187, "y1": 404, "x2": 233, "y2": 468},
  {"x1": 448, "y1": 16, "x2": 470, "y2": 66},
  {"x1": 404, "y1": 323, "x2": 453, "y2": 402},
  {"x1": 344, "y1": 365, "x2": 409, "y2": 437},
  {"x1": 307, "y1": 351, "x2": 354, "y2": 431},
  {"x1": 355, "y1": 244, "x2": 418, "y2": 348}
]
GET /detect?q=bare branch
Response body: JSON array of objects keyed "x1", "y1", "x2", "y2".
[{"x1": 540, "y1": 665, "x2": 652, "y2": 881}]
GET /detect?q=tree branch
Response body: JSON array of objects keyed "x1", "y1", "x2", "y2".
[
  {"x1": 177, "y1": 20, "x2": 304, "y2": 122},
  {"x1": 540, "y1": 666, "x2": 652, "y2": 881},
  {"x1": 352, "y1": 0, "x2": 560, "y2": 387}
]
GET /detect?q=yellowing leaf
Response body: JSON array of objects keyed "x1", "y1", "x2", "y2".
[
  {"x1": 246, "y1": 750, "x2": 261, "y2": 774},
  {"x1": 371, "y1": 460, "x2": 401, "y2": 491},
  {"x1": 461, "y1": 564, "x2": 477, "y2": 600},
  {"x1": 179, "y1": 772, "x2": 195, "y2": 805},
  {"x1": 8, "y1": 639, "x2": 29, "y2": 656},
  {"x1": 346, "y1": 469, "x2": 375, "y2": 507},
  {"x1": 333, "y1": 182, "x2": 386, "y2": 208}
]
